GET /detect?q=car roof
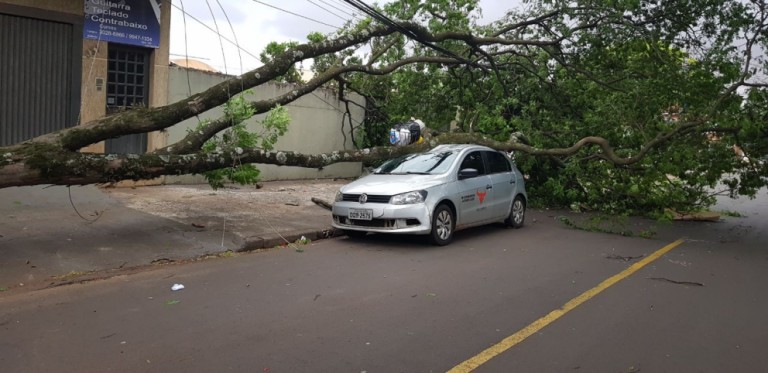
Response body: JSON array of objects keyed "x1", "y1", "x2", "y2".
[{"x1": 429, "y1": 144, "x2": 496, "y2": 153}]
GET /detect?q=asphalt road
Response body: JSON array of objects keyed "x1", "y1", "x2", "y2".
[{"x1": 1, "y1": 208, "x2": 767, "y2": 372}]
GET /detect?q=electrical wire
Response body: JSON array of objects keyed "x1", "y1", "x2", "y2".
[
  {"x1": 68, "y1": 186, "x2": 104, "y2": 223},
  {"x1": 177, "y1": 0, "x2": 198, "y2": 120},
  {"x1": 316, "y1": 0, "x2": 361, "y2": 19},
  {"x1": 311, "y1": 91, "x2": 363, "y2": 125},
  {"x1": 204, "y1": 0, "x2": 230, "y2": 76},
  {"x1": 171, "y1": 0, "x2": 363, "y2": 136},
  {"x1": 215, "y1": 0, "x2": 245, "y2": 86},
  {"x1": 305, "y1": 0, "x2": 349, "y2": 22},
  {"x1": 342, "y1": 0, "x2": 480, "y2": 68},
  {"x1": 168, "y1": 1, "x2": 261, "y2": 61},
  {"x1": 326, "y1": 0, "x2": 363, "y2": 16},
  {"x1": 250, "y1": 0, "x2": 341, "y2": 29}
]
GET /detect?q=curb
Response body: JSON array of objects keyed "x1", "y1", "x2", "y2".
[{"x1": 237, "y1": 227, "x2": 344, "y2": 252}]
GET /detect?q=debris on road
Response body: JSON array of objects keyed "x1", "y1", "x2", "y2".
[
  {"x1": 171, "y1": 284, "x2": 185, "y2": 291},
  {"x1": 666, "y1": 209, "x2": 720, "y2": 222},
  {"x1": 166, "y1": 300, "x2": 180, "y2": 305},
  {"x1": 311, "y1": 197, "x2": 332, "y2": 210},
  {"x1": 606, "y1": 254, "x2": 644, "y2": 262},
  {"x1": 667, "y1": 259, "x2": 691, "y2": 267},
  {"x1": 151, "y1": 258, "x2": 174, "y2": 265},
  {"x1": 648, "y1": 277, "x2": 704, "y2": 287}
]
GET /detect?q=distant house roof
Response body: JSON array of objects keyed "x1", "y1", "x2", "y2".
[{"x1": 170, "y1": 58, "x2": 219, "y2": 73}]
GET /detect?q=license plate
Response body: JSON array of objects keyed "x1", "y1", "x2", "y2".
[{"x1": 349, "y1": 208, "x2": 372, "y2": 220}]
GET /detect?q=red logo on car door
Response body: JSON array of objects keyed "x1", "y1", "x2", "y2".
[{"x1": 476, "y1": 190, "x2": 487, "y2": 203}]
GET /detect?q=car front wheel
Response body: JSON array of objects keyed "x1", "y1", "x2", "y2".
[
  {"x1": 430, "y1": 204, "x2": 455, "y2": 246},
  {"x1": 505, "y1": 195, "x2": 526, "y2": 228}
]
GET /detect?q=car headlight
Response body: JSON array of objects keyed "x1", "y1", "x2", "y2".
[
  {"x1": 335, "y1": 190, "x2": 343, "y2": 202},
  {"x1": 390, "y1": 190, "x2": 427, "y2": 205}
]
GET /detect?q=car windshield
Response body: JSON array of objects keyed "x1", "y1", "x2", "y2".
[{"x1": 374, "y1": 151, "x2": 458, "y2": 175}]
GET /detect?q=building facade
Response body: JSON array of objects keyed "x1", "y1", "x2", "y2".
[{"x1": 0, "y1": 0, "x2": 170, "y2": 153}]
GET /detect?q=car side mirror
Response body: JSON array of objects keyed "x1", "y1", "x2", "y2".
[{"x1": 458, "y1": 168, "x2": 479, "y2": 180}]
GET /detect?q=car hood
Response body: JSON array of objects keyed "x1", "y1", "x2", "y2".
[{"x1": 341, "y1": 174, "x2": 448, "y2": 195}]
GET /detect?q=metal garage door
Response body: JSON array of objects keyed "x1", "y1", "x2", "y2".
[{"x1": 0, "y1": 12, "x2": 79, "y2": 146}]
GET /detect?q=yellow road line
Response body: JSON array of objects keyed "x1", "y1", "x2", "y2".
[{"x1": 448, "y1": 238, "x2": 686, "y2": 373}]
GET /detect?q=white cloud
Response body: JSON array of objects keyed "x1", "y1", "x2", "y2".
[{"x1": 168, "y1": 0, "x2": 518, "y2": 75}]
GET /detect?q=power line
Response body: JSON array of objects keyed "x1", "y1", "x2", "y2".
[
  {"x1": 316, "y1": 0, "x2": 360, "y2": 19},
  {"x1": 178, "y1": 0, "x2": 195, "y2": 99},
  {"x1": 326, "y1": 0, "x2": 363, "y2": 16},
  {"x1": 204, "y1": 0, "x2": 230, "y2": 75},
  {"x1": 310, "y1": 91, "x2": 363, "y2": 124},
  {"x1": 170, "y1": 0, "x2": 359, "y2": 119},
  {"x1": 250, "y1": 0, "x2": 341, "y2": 30},
  {"x1": 342, "y1": 0, "x2": 479, "y2": 68},
  {"x1": 215, "y1": 0, "x2": 245, "y2": 82},
  {"x1": 168, "y1": 1, "x2": 261, "y2": 61},
  {"x1": 306, "y1": 0, "x2": 349, "y2": 22}
]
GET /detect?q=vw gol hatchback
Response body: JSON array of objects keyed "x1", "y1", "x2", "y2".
[{"x1": 332, "y1": 144, "x2": 527, "y2": 245}]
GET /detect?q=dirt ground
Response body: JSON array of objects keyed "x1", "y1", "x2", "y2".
[{"x1": 105, "y1": 179, "x2": 348, "y2": 236}]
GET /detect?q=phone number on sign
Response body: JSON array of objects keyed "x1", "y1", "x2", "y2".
[
  {"x1": 128, "y1": 34, "x2": 153, "y2": 42},
  {"x1": 100, "y1": 30, "x2": 126, "y2": 38}
]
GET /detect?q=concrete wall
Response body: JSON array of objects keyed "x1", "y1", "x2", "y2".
[{"x1": 164, "y1": 66, "x2": 364, "y2": 182}]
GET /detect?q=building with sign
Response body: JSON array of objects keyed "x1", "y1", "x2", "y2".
[{"x1": 0, "y1": 0, "x2": 170, "y2": 154}]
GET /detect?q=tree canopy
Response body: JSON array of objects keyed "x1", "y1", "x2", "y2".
[{"x1": 1, "y1": 0, "x2": 766, "y2": 215}]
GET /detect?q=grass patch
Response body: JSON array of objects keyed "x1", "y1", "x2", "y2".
[
  {"x1": 559, "y1": 215, "x2": 656, "y2": 238},
  {"x1": 718, "y1": 210, "x2": 743, "y2": 218},
  {"x1": 219, "y1": 250, "x2": 237, "y2": 258}
]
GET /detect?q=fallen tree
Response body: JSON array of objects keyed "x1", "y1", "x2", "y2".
[
  {"x1": 0, "y1": 125, "x2": 703, "y2": 188},
  {"x1": 1, "y1": 0, "x2": 765, "y2": 214}
]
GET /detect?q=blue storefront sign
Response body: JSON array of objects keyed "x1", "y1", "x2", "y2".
[{"x1": 84, "y1": 0, "x2": 162, "y2": 48}]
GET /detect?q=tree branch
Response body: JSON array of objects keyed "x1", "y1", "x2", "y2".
[
  {"x1": 20, "y1": 23, "x2": 402, "y2": 151},
  {"x1": 156, "y1": 55, "x2": 460, "y2": 154},
  {"x1": 0, "y1": 119, "x2": 706, "y2": 188}
]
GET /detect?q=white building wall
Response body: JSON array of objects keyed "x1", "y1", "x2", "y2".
[{"x1": 165, "y1": 66, "x2": 364, "y2": 182}]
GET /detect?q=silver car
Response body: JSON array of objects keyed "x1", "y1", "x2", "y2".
[{"x1": 332, "y1": 144, "x2": 527, "y2": 245}]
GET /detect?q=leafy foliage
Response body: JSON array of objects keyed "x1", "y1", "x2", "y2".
[
  {"x1": 199, "y1": 93, "x2": 290, "y2": 189},
  {"x1": 260, "y1": 41, "x2": 302, "y2": 83},
  {"x1": 332, "y1": 0, "x2": 768, "y2": 215}
]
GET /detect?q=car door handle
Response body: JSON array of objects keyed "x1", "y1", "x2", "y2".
[
  {"x1": 509, "y1": 180, "x2": 516, "y2": 184},
  {"x1": 486, "y1": 185, "x2": 493, "y2": 190}
]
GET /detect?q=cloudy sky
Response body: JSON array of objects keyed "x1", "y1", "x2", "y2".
[{"x1": 168, "y1": 0, "x2": 523, "y2": 75}]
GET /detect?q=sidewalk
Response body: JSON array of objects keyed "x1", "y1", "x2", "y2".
[{"x1": 0, "y1": 180, "x2": 346, "y2": 292}]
